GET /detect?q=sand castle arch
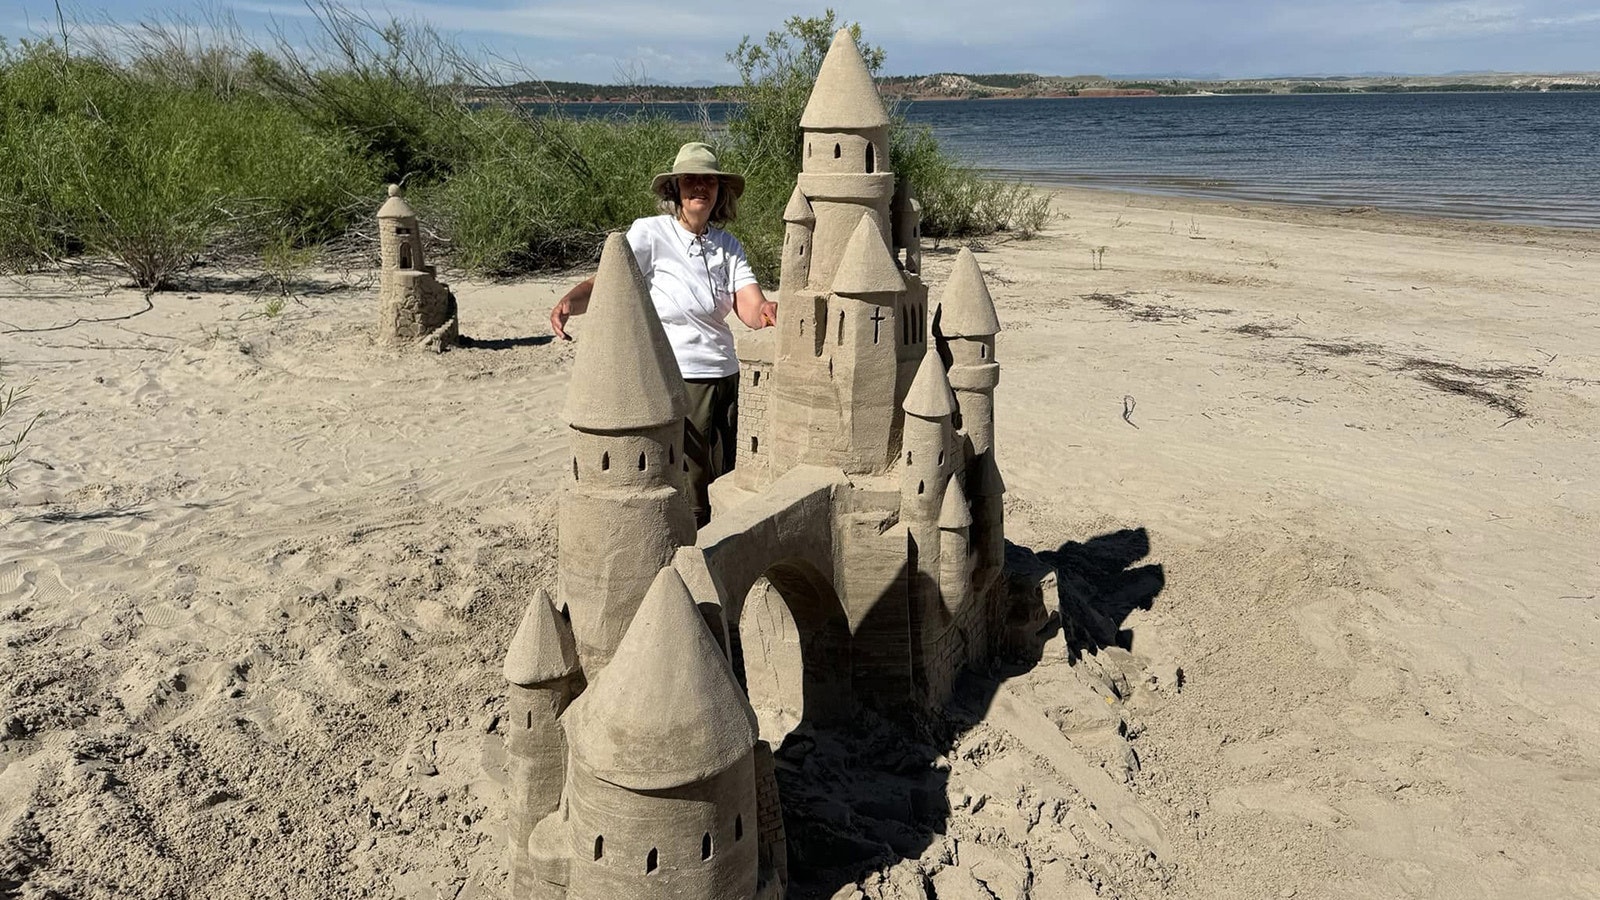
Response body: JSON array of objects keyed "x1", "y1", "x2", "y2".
[{"x1": 693, "y1": 504, "x2": 856, "y2": 737}]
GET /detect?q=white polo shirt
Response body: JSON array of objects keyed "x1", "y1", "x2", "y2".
[{"x1": 625, "y1": 215, "x2": 757, "y2": 379}]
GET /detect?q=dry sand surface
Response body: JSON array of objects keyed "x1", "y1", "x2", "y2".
[{"x1": 2, "y1": 187, "x2": 1597, "y2": 900}]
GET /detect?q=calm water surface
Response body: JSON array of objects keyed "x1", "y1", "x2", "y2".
[
  {"x1": 540, "y1": 92, "x2": 1600, "y2": 228},
  {"x1": 902, "y1": 92, "x2": 1600, "y2": 228}
]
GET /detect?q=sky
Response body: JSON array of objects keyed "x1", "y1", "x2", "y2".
[{"x1": 5, "y1": 1, "x2": 1599, "y2": 84}]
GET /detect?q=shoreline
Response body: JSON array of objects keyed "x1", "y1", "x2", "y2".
[{"x1": 1020, "y1": 181, "x2": 1600, "y2": 247}]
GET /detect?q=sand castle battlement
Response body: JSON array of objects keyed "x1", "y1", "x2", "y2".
[{"x1": 501, "y1": 30, "x2": 1046, "y2": 900}]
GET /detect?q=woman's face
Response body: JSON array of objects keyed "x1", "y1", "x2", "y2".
[{"x1": 677, "y1": 174, "x2": 720, "y2": 217}]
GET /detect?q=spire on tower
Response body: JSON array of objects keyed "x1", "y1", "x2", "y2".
[
  {"x1": 939, "y1": 474, "x2": 973, "y2": 530},
  {"x1": 783, "y1": 186, "x2": 816, "y2": 224},
  {"x1": 562, "y1": 232, "x2": 687, "y2": 431},
  {"x1": 799, "y1": 29, "x2": 891, "y2": 131},
  {"x1": 834, "y1": 214, "x2": 905, "y2": 297},
  {"x1": 376, "y1": 183, "x2": 416, "y2": 220},
  {"x1": 565, "y1": 566, "x2": 757, "y2": 790},
  {"x1": 503, "y1": 588, "x2": 579, "y2": 686},
  {"x1": 939, "y1": 248, "x2": 1001, "y2": 337},
  {"x1": 904, "y1": 345, "x2": 956, "y2": 420}
]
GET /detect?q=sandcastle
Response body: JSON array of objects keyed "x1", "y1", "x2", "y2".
[
  {"x1": 500, "y1": 30, "x2": 1048, "y2": 900},
  {"x1": 376, "y1": 184, "x2": 459, "y2": 349}
]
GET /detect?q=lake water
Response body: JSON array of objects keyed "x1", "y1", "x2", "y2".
[{"x1": 540, "y1": 92, "x2": 1600, "y2": 228}]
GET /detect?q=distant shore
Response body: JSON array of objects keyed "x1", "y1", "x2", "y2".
[{"x1": 495, "y1": 73, "x2": 1600, "y2": 105}]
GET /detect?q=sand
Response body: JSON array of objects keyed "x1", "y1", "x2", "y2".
[{"x1": 1, "y1": 187, "x2": 1597, "y2": 900}]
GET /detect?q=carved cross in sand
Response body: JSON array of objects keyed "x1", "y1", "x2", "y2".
[{"x1": 869, "y1": 306, "x2": 886, "y2": 344}]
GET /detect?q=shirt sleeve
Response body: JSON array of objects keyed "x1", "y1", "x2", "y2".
[
  {"x1": 624, "y1": 218, "x2": 655, "y2": 280},
  {"x1": 726, "y1": 235, "x2": 757, "y2": 293}
]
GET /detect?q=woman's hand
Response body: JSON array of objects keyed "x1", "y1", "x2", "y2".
[
  {"x1": 551, "y1": 278, "x2": 594, "y2": 340},
  {"x1": 733, "y1": 284, "x2": 776, "y2": 330}
]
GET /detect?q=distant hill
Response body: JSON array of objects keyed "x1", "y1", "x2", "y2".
[{"x1": 476, "y1": 72, "x2": 1600, "y2": 104}]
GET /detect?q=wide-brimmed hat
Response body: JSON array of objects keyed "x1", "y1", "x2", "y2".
[{"x1": 651, "y1": 142, "x2": 745, "y2": 200}]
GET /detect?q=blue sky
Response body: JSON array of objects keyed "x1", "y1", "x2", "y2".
[{"x1": 5, "y1": 1, "x2": 1599, "y2": 84}]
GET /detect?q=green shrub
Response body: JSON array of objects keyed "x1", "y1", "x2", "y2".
[
  {"x1": 892, "y1": 125, "x2": 1050, "y2": 239},
  {"x1": 0, "y1": 40, "x2": 374, "y2": 286},
  {"x1": 0, "y1": 7, "x2": 1048, "y2": 285},
  {"x1": 432, "y1": 110, "x2": 693, "y2": 274}
]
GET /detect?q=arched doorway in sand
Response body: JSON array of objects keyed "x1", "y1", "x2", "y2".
[{"x1": 729, "y1": 559, "x2": 852, "y2": 745}]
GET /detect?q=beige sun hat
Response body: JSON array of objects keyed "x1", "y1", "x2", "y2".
[{"x1": 650, "y1": 142, "x2": 746, "y2": 199}]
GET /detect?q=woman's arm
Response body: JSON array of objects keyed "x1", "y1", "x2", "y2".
[
  {"x1": 732, "y1": 283, "x2": 777, "y2": 330},
  {"x1": 550, "y1": 277, "x2": 595, "y2": 340}
]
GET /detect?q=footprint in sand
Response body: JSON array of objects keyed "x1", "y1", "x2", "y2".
[{"x1": 84, "y1": 529, "x2": 149, "y2": 557}]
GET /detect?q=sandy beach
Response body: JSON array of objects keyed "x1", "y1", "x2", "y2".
[{"x1": 2, "y1": 186, "x2": 1597, "y2": 900}]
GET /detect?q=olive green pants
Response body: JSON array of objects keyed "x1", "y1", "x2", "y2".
[{"x1": 682, "y1": 373, "x2": 740, "y2": 527}]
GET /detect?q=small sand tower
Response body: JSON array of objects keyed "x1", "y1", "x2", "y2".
[{"x1": 376, "y1": 184, "x2": 459, "y2": 349}]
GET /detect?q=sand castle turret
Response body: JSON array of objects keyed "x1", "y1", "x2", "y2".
[
  {"x1": 559, "y1": 567, "x2": 761, "y2": 900},
  {"x1": 780, "y1": 186, "x2": 816, "y2": 292},
  {"x1": 558, "y1": 233, "x2": 695, "y2": 669},
  {"x1": 829, "y1": 214, "x2": 906, "y2": 473},
  {"x1": 769, "y1": 28, "x2": 908, "y2": 475},
  {"x1": 901, "y1": 345, "x2": 957, "y2": 701},
  {"x1": 937, "y1": 248, "x2": 1004, "y2": 592},
  {"x1": 901, "y1": 345, "x2": 957, "y2": 523},
  {"x1": 938, "y1": 475, "x2": 975, "y2": 617},
  {"x1": 891, "y1": 180, "x2": 924, "y2": 276},
  {"x1": 796, "y1": 28, "x2": 894, "y2": 285},
  {"x1": 503, "y1": 589, "x2": 581, "y2": 899},
  {"x1": 376, "y1": 184, "x2": 458, "y2": 348}
]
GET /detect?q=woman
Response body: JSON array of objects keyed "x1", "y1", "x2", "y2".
[{"x1": 550, "y1": 142, "x2": 777, "y2": 526}]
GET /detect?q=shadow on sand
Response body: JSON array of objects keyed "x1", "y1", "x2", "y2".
[
  {"x1": 773, "y1": 529, "x2": 1166, "y2": 899},
  {"x1": 457, "y1": 334, "x2": 556, "y2": 350}
]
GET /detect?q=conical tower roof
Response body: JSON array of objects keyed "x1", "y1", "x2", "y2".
[
  {"x1": 783, "y1": 186, "x2": 815, "y2": 224},
  {"x1": 800, "y1": 29, "x2": 890, "y2": 130},
  {"x1": 834, "y1": 215, "x2": 904, "y2": 297},
  {"x1": 562, "y1": 233, "x2": 687, "y2": 431},
  {"x1": 377, "y1": 184, "x2": 416, "y2": 219},
  {"x1": 904, "y1": 345, "x2": 956, "y2": 420},
  {"x1": 566, "y1": 566, "x2": 757, "y2": 790},
  {"x1": 503, "y1": 588, "x2": 579, "y2": 686},
  {"x1": 940, "y1": 474, "x2": 973, "y2": 530},
  {"x1": 940, "y1": 248, "x2": 1001, "y2": 337}
]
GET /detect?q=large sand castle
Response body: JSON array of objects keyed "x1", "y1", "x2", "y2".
[{"x1": 499, "y1": 30, "x2": 1048, "y2": 900}]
